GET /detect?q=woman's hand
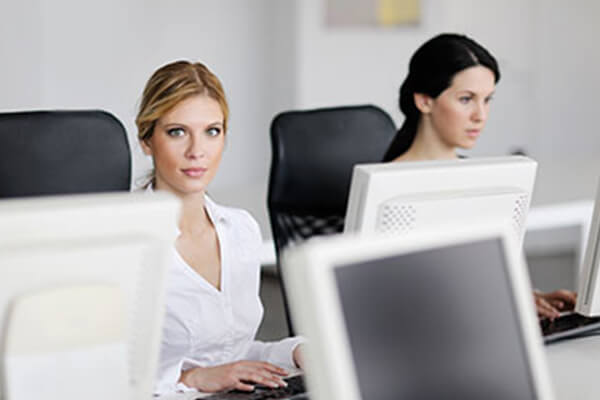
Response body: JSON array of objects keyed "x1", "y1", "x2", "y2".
[
  {"x1": 534, "y1": 290, "x2": 577, "y2": 320},
  {"x1": 180, "y1": 361, "x2": 288, "y2": 393}
]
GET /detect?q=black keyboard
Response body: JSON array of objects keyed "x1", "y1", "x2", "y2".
[
  {"x1": 201, "y1": 374, "x2": 308, "y2": 400},
  {"x1": 540, "y1": 312, "x2": 600, "y2": 344}
]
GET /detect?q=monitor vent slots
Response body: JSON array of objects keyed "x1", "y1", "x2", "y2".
[
  {"x1": 376, "y1": 204, "x2": 416, "y2": 234},
  {"x1": 512, "y1": 193, "x2": 529, "y2": 239}
]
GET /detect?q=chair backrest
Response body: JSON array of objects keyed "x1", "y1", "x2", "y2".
[
  {"x1": 0, "y1": 110, "x2": 131, "y2": 198},
  {"x1": 267, "y1": 104, "x2": 396, "y2": 333},
  {"x1": 268, "y1": 104, "x2": 396, "y2": 251}
]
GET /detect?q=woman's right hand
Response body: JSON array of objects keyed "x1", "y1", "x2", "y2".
[
  {"x1": 534, "y1": 289, "x2": 577, "y2": 320},
  {"x1": 179, "y1": 361, "x2": 289, "y2": 393}
]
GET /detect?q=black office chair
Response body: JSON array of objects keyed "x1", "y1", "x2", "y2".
[
  {"x1": 267, "y1": 104, "x2": 397, "y2": 333},
  {"x1": 0, "y1": 110, "x2": 131, "y2": 197}
]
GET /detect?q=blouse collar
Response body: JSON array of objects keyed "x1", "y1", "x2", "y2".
[{"x1": 145, "y1": 185, "x2": 228, "y2": 225}]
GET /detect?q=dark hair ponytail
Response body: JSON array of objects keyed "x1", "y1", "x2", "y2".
[{"x1": 383, "y1": 33, "x2": 501, "y2": 161}]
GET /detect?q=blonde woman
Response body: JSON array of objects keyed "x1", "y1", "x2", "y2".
[{"x1": 136, "y1": 61, "x2": 303, "y2": 395}]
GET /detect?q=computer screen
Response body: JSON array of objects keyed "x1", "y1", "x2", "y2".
[
  {"x1": 344, "y1": 156, "x2": 537, "y2": 244},
  {"x1": 0, "y1": 192, "x2": 179, "y2": 400},
  {"x1": 282, "y1": 224, "x2": 554, "y2": 400}
]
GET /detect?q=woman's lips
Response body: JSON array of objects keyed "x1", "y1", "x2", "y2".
[
  {"x1": 466, "y1": 129, "x2": 481, "y2": 138},
  {"x1": 182, "y1": 167, "x2": 207, "y2": 177}
]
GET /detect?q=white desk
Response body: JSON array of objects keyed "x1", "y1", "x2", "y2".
[
  {"x1": 260, "y1": 200, "x2": 596, "y2": 269},
  {"x1": 546, "y1": 335, "x2": 600, "y2": 399},
  {"x1": 156, "y1": 335, "x2": 600, "y2": 400}
]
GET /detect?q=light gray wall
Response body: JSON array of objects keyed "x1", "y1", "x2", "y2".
[
  {"x1": 0, "y1": 0, "x2": 44, "y2": 110},
  {"x1": 1, "y1": 1, "x2": 599, "y2": 239},
  {"x1": 531, "y1": 0, "x2": 600, "y2": 205},
  {"x1": 0, "y1": 0, "x2": 286, "y2": 235},
  {"x1": 0, "y1": 0, "x2": 279, "y2": 176},
  {"x1": 294, "y1": 0, "x2": 600, "y2": 208}
]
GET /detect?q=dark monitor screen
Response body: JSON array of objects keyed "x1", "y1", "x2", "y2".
[{"x1": 334, "y1": 238, "x2": 536, "y2": 400}]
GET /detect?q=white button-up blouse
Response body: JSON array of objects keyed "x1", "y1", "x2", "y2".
[{"x1": 154, "y1": 195, "x2": 302, "y2": 395}]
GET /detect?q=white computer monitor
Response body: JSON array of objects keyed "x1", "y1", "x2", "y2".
[
  {"x1": 282, "y1": 223, "x2": 555, "y2": 400},
  {"x1": 0, "y1": 192, "x2": 179, "y2": 400},
  {"x1": 344, "y1": 156, "x2": 537, "y2": 244},
  {"x1": 576, "y1": 178, "x2": 600, "y2": 316}
]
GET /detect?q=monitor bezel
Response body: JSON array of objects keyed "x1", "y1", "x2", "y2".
[{"x1": 282, "y1": 222, "x2": 554, "y2": 400}]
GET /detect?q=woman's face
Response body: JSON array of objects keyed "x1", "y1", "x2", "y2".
[
  {"x1": 423, "y1": 65, "x2": 496, "y2": 149},
  {"x1": 141, "y1": 94, "x2": 225, "y2": 197}
]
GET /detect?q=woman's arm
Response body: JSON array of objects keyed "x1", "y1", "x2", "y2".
[
  {"x1": 245, "y1": 337, "x2": 306, "y2": 370},
  {"x1": 179, "y1": 361, "x2": 288, "y2": 392}
]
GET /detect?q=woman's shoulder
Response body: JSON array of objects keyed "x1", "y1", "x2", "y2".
[{"x1": 205, "y1": 196, "x2": 261, "y2": 238}]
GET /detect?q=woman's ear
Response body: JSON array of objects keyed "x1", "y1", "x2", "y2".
[
  {"x1": 140, "y1": 138, "x2": 153, "y2": 156},
  {"x1": 414, "y1": 93, "x2": 433, "y2": 114}
]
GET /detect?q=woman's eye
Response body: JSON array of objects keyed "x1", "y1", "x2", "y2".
[
  {"x1": 167, "y1": 128, "x2": 185, "y2": 137},
  {"x1": 485, "y1": 96, "x2": 494, "y2": 104},
  {"x1": 459, "y1": 96, "x2": 472, "y2": 104},
  {"x1": 206, "y1": 127, "x2": 221, "y2": 137}
]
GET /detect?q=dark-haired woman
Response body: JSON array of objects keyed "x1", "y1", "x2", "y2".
[{"x1": 385, "y1": 33, "x2": 576, "y2": 319}]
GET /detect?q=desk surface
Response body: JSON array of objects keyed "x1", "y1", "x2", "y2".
[
  {"x1": 174, "y1": 202, "x2": 598, "y2": 400},
  {"x1": 158, "y1": 335, "x2": 599, "y2": 400},
  {"x1": 546, "y1": 334, "x2": 600, "y2": 399}
]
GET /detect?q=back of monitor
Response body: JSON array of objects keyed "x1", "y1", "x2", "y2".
[
  {"x1": 4, "y1": 285, "x2": 128, "y2": 400},
  {"x1": 344, "y1": 156, "x2": 536, "y2": 244},
  {"x1": 0, "y1": 192, "x2": 179, "y2": 400}
]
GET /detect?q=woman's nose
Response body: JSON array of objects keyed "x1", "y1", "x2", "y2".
[
  {"x1": 472, "y1": 101, "x2": 487, "y2": 122},
  {"x1": 185, "y1": 135, "x2": 205, "y2": 159}
]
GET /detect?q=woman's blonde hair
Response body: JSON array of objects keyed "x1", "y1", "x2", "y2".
[{"x1": 136, "y1": 60, "x2": 229, "y2": 143}]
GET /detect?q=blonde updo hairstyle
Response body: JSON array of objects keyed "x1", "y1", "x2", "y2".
[{"x1": 136, "y1": 60, "x2": 229, "y2": 143}]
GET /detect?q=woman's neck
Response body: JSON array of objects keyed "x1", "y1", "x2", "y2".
[
  {"x1": 178, "y1": 192, "x2": 212, "y2": 236},
  {"x1": 153, "y1": 178, "x2": 212, "y2": 235},
  {"x1": 394, "y1": 122, "x2": 457, "y2": 162}
]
